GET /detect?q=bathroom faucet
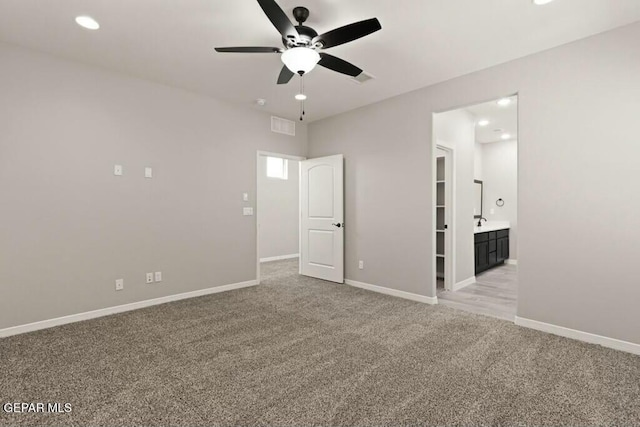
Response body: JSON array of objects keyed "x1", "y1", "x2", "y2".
[{"x1": 477, "y1": 217, "x2": 487, "y2": 227}]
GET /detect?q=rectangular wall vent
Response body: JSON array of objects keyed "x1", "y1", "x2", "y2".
[
  {"x1": 350, "y1": 71, "x2": 375, "y2": 84},
  {"x1": 271, "y1": 116, "x2": 296, "y2": 136}
]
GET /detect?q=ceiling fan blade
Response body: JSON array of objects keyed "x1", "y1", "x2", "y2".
[
  {"x1": 318, "y1": 53, "x2": 362, "y2": 77},
  {"x1": 277, "y1": 65, "x2": 295, "y2": 85},
  {"x1": 257, "y1": 0, "x2": 299, "y2": 41},
  {"x1": 215, "y1": 47, "x2": 282, "y2": 53},
  {"x1": 313, "y1": 18, "x2": 381, "y2": 49}
]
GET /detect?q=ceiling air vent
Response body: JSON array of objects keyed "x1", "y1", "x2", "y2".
[
  {"x1": 271, "y1": 116, "x2": 296, "y2": 136},
  {"x1": 350, "y1": 71, "x2": 375, "y2": 84}
]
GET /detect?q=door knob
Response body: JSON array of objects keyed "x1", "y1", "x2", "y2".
[{"x1": 332, "y1": 223, "x2": 344, "y2": 228}]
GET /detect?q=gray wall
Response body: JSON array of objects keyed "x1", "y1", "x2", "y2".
[
  {"x1": 0, "y1": 43, "x2": 307, "y2": 329},
  {"x1": 434, "y1": 109, "x2": 476, "y2": 284},
  {"x1": 480, "y1": 140, "x2": 518, "y2": 260},
  {"x1": 258, "y1": 156, "x2": 299, "y2": 260},
  {"x1": 309, "y1": 22, "x2": 640, "y2": 344}
]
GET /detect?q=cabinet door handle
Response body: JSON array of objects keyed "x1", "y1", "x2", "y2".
[{"x1": 332, "y1": 223, "x2": 344, "y2": 228}]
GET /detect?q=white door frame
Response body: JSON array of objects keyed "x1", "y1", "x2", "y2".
[
  {"x1": 432, "y1": 142, "x2": 456, "y2": 294},
  {"x1": 256, "y1": 151, "x2": 306, "y2": 284}
]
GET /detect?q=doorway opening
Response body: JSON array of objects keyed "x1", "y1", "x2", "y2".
[
  {"x1": 432, "y1": 95, "x2": 519, "y2": 321},
  {"x1": 256, "y1": 151, "x2": 305, "y2": 284}
]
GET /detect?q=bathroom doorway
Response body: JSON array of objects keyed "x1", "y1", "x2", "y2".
[{"x1": 432, "y1": 95, "x2": 519, "y2": 321}]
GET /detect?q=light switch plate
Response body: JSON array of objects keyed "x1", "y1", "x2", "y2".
[
  {"x1": 243, "y1": 207, "x2": 254, "y2": 216},
  {"x1": 154, "y1": 271, "x2": 162, "y2": 282},
  {"x1": 145, "y1": 167, "x2": 153, "y2": 178},
  {"x1": 114, "y1": 165, "x2": 123, "y2": 176},
  {"x1": 243, "y1": 193, "x2": 249, "y2": 202}
]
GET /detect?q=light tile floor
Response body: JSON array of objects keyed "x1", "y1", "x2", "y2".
[{"x1": 437, "y1": 264, "x2": 518, "y2": 321}]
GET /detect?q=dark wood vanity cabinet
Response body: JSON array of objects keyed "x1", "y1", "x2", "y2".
[{"x1": 475, "y1": 229, "x2": 509, "y2": 275}]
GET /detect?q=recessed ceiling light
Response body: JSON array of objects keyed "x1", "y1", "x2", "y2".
[
  {"x1": 533, "y1": 0, "x2": 554, "y2": 5},
  {"x1": 497, "y1": 98, "x2": 512, "y2": 107},
  {"x1": 295, "y1": 93, "x2": 307, "y2": 101},
  {"x1": 75, "y1": 16, "x2": 100, "y2": 30},
  {"x1": 478, "y1": 119, "x2": 490, "y2": 127},
  {"x1": 501, "y1": 133, "x2": 511, "y2": 140}
]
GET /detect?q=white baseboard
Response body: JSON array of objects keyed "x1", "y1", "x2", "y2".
[
  {"x1": 515, "y1": 316, "x2": 640, "y2": 356},
  {"x1": 345, "y1": 279, "x2": 438, "y2": 305},
  {"x1": 452, "y1": 276, "x2": 476, "y2": 291},
  {"x1": 260, "y1": 254, "x2": 299, "y2": 263},
  {"x1": 506, "y1": 259, "x2": 518, "y2": 266},
  {"x1": 0, "y1": 280, "x2": 258, "y2": 338}
]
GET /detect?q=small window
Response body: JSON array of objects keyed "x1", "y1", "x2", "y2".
[{"x1": 266, "y1": 156, "x2": 288, "y2": 180}]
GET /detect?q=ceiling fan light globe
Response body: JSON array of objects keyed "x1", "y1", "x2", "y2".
[{"x1": 281, "y1": 47, "x2": 320, "y2": 75}]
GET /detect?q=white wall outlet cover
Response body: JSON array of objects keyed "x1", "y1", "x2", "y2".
[
  {"x1": 146, "y1": 273, "x2": 154, "y2": 284},
  {"x1": 359, "y1": 260, "x2": 364, "y2": 270},
  {"x1": 243, "y1": 207, "x2": 254, "y2": 216},
  {"x1": 115, "y1": 279, "x2": 124, "y2": 291},
  {"x1": 145, "y1": 167, "x2": 153, "y2": 178},
  {"x1": 114, "y1": 165, "x2": 123, "y2": 176},
  {"x1": 154, "y1": 271, "x2": 162, "y2": 282},
  {"x1": 243, "y1": 193, "x2": 249, "y2": 202}
]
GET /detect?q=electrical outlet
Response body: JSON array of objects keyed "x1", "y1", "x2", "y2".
[
  {"x1": 115, "y1": 279, "x2": 124, "y2": 291},
  {"x1": 359, "y1": 260, "x2": 364, "y2": 270},
  {"x1": 154, "y1": 271, "x2": 162, "y2": 282},
  {"x1": 114, "y1": 165, "x2": 123, "y2": 176},
  {"x1": 145, "y1": 167, "x2": 153, "y2": 178},
  {"x1": 146, "y1": 273, "x2": 154, "y2": 284}
]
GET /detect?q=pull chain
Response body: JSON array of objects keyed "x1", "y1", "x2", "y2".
[{"x1": 299, "y1": 75, "x2": 304, "y2": 121}]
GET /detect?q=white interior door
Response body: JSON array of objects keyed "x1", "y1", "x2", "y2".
[{"x1": 300, "y1": 154, "x2": 344, "y2": 283}]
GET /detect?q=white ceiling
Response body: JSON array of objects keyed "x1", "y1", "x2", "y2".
[
  {"x1": 466, "y1": 96, "x2": 518, "y2": 144},
  {"x1": 1, "y1": 0, "x2": 639, "y2": 122}
]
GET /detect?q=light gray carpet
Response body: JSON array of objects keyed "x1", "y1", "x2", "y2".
[{"x1": 1, "y1": 259, "x2": 639, "y2": 426}]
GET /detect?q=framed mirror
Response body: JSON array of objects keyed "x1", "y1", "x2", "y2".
[{"x1": 474, "y1": 180, "x2": 483, "y2": 219}]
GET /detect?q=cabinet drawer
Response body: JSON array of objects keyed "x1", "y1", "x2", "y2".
[
  {"x1": 475, "y1": 233, "x2": 489, "y2": 243},
  {"x1": 497, "y1": 229, "x2": 509, "y2": 239}
]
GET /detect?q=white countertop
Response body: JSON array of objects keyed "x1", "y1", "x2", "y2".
[{"x1": 474, "y1": 221, "x2": 510, "y2": 234}]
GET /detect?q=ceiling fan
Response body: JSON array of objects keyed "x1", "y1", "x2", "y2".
[{"x1": 215, "y1": 0, "x2": 382, "y2": 85}]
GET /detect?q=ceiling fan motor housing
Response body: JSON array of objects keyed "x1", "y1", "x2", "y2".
[
  {"x1": 283, "y1": 8, "x2": 319, "y2": 48},
  {"x1": 284, "y1": 25, "x2": 318, "y2": 48}
]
